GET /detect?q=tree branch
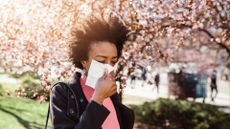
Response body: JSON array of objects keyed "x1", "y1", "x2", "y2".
[{"x1": 160, "y1": 23, "x2": 230, "y2": 56}]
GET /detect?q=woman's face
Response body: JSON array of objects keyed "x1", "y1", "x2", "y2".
[{"x1": 81, "y1": 41, "x2": 118, "y2": 73}]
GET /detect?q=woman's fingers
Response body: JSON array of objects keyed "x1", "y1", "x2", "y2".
[
  {"x1": 102, "y1": 69, "x2": 109, "y2": 79},
  {"x1": 107, "y1": 71, "x2": 115, "y2": 81}
]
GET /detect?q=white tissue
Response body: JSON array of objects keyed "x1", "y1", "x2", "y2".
[{"x1": 86, "y1": 60, "x2": 114, "y2": 88}]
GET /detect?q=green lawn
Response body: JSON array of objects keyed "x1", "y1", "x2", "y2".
[
  {"x1": 0, "y1": 96, "x2": 51, "y2": 129},
  {"x1": 0, "y1": 73, "x2": 52, "y2": 129},
  {"x1": 0, "y1": 82, "x2": 20, "y2": 93}
]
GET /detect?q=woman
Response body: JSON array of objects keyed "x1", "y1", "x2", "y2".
[{"x1": 49, "y1": 14, "x2": 135, "y2": 129}]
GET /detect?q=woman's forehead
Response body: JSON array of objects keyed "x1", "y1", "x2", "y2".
[{"x1": 89, "y1": 41, "x2": 118, "y2": 57}]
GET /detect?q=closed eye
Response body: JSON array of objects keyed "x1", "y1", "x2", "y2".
[{"x1": 97, "y1": 60, "x2": 106, "y2": 64}]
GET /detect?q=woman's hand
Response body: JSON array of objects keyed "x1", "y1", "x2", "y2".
[{"x1": 92, "y1": 70, "x2": 117, "y2": 105}]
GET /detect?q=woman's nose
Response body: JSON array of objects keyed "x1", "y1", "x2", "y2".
[{"x1": 105, "y1": 60, "x2": 114, "y2": 66}]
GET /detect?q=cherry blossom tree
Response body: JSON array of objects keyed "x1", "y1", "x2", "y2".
[
  {"x1": 0, "y1": 0, "x2": 229, "y2": 100},
  {"x1": 112, "y1": 0, "x2": 229, "y2": 63}
]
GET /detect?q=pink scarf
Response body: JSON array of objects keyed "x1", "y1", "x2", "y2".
[{"x1": 80, "y1": 75, "x2": 120, "y2": 129}]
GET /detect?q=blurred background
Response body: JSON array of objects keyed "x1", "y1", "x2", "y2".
[{"x1": 0, "y1": 0, "x2": 229, "y2": 129}]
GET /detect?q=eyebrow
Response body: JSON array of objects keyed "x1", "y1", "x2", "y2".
[{"x1": 95, "y1": 55, "x2": 118, "y2": 59}]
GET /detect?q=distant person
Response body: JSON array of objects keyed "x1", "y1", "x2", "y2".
[
  {"x1": 130, "y1": 71, "x2": 136, "y2": 87},
  {"x1": 210, "y1": 70, "x2": 218, "y2": 101},
  {"x1": 154, "y1": 73, "x2": 160, "y2": 93},
  {"x1": 141, "y1": 68, "x2": 147, "y2": 87},
  {"x1": 128, "y1": 65, "x2": 136, "y2": 87}
]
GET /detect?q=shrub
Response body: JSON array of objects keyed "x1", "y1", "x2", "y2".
[
  {"x1": 131, "y1": 98, "x2": 230, "y2": 129},
  {"x1": 15, "y1": 76, "x2": 49, "y2": 101}
]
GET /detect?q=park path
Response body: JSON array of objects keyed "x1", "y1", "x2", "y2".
[{"x1": 122, "y1": 73, "x2": 230, "y2": 113}]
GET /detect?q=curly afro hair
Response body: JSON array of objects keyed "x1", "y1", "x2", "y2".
[{"x1": 68, "y1": 14, "x2": 129, "y2": 69}]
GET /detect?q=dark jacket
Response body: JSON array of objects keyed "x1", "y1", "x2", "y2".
[{"x1": 50, "y1": 72, "x2": 135, "y2": 129}]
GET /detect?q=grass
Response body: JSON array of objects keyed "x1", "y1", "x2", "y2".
[
  {"x1": 0, "y1": 82, "x2": 20, "y2": 93},
  {"x1": 0, "y1": 74, "x2": 21, "y2": 93},
  {"x1": 0, "y1": 96, "x2": 51, "y2": 129},
  {"x1": 0, "y1": 73, "x2": 51, "y2": 129}
]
